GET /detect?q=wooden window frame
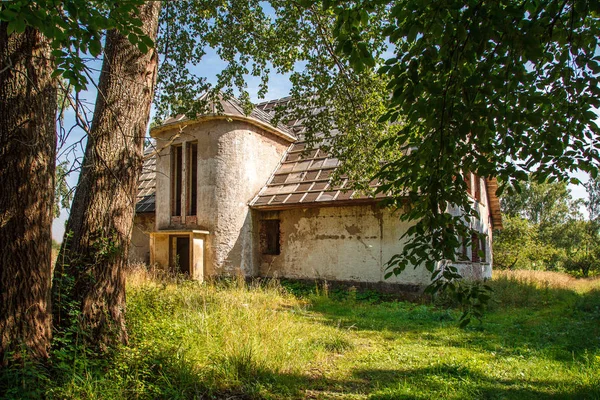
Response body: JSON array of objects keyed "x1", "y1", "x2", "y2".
[
  {"x1": 479, "y1": 235, "x2": 487, "y2": 263},
  {"x1": 474, "y1": 174, "x2": 481, "y2": 202}
]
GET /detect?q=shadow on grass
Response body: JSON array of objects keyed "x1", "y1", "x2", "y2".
[
  {"x1": 88, "y1": 352, "x2": 600, "y2": 399},
  {"x1": 2, "y1": 329, "x2": 598, "y2": 400},
  {"x1": 298, "y1": 278, "x2": 600, "y2": 365},
  {"x1": 142, "y1": 360, "x2": 599, "y2": 400}
]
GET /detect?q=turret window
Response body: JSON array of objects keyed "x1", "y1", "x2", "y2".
[
  {"x1": 187, "y1": 142, "x2": 198, "y2": 216},
  {"x1": 171, "y1": 145, "x2": 183, "y2": 217}
]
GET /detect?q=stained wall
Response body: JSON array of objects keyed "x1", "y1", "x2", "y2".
[
  {"x1": 152, "y1": 119, "x2": 291, "y2": 276},
  {"x1": 129, "y1": 213, "x2": 155, "y2": 264},
  {"x1": 257, "y1": 201, "x2": 493, "y2": 286}
]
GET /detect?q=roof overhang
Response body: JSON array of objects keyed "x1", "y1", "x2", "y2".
[
  {"x1": 150, "y1": 114, "x2": 297, "y2": 143},
  {"x1": 484, "y1": 178, "x2": 503, "y2": 229},
  {"x1": 151, "y1": 229, "x2": 210, "y2": 236},
  {"x1": 250, "y1": 198, "x2": 382, "y2": 211}
]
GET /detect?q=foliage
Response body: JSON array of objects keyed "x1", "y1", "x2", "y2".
[
  {"x1": 0, "y1": 0, "x2": 153, "y2": 91},
  {"x1": 312, "y1": 0, "x2": 600, "y2": 308},
  {"x1": 153, "y1": 1, "x2": 398, "y2": 190},
  {"x1": 53, "y1": 161, "x2": 72, "y2": 218},
  {"x1": 1, "y1": 269, "x2": 599, "y2": 399},
  {"x1": 495, "y1": 177, "x2": 600, "y2": 276},
  {"x1": 493, "y1": 215, "x2": 564, "y2": 270},
  {"x1": 563, "y1": 250, "x2": 600, "y2": 278},
  {"x1": 431, "y1": 278, "x2": 493, "y2": 327},
  {"x1": 501, "y1": 179, "x2": 582, "y2": 225}
]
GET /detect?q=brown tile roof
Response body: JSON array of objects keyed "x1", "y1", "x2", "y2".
[
  {"x1": 249, "y1": 141, "x2": 385, "y2": 209},
  {"x1": 250, "y1": 98, "x2": 383, "y2": 209},
  {"x1": 136, "y1": 96, "x2": 503, "y2": 229}
]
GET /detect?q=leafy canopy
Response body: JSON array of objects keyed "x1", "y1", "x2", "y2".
[
  {"x1": 324, "y1": 0, "x2": 600, "y2": 285},
  {"x1": 0, "y1": 0, "x2": 153, "y2": 91},
  {"x1": 153, "y1": 1, "x2": 397, "y2": 189}
]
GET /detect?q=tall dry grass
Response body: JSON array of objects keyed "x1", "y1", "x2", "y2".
[
  {"x1": 107, "y1": 263, "x2": 352, "y2": 398},
  {"x1": 493, "y1": 269, "x2": 600, "y2": 292}
]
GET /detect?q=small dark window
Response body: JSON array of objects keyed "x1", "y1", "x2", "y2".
[
  {"x1": 170, "y1": 235, "x2": 190, "y2": 274},
  {"x1": 471, "y1": 233, "x2": 480, "y2": 262},
  {"x1": 260, "y1": 220, "x2": 280, "y2": 255}
]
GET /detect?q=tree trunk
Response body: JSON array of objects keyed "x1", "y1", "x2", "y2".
[
  {"x1": 52, "y1": 2, "x2": 160, "y2": 349},
  {"x1": 0, "y1": 25, "x2": 56, "y2": 362}
]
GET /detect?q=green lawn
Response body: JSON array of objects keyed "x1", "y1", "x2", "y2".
[{"x1": 4, "y1": 270, "x2": 600, "y2": 399}]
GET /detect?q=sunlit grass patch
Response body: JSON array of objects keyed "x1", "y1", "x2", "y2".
[
  {"x1": 493, "y1": 269, "x2": 600, "y2": 292},
  {"x1": 2, "y1": 267, "x2": 598, "y2": 399}
]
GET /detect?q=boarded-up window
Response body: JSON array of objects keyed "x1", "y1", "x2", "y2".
[
  {"x1": 260, "y1": 220, "x2": 280, "y2": 255},
  {"x1": 471, "y1": 233, "x2": 480, "y2": 262},
  {"x1": 171, "y1": 145, "x2": 183, "y2": 216},
  {"x1": 187, "y1": 142, "x2": 198, "y2": 216}
]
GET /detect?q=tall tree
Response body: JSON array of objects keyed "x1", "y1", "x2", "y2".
[
  {"x1": 0, "y1": 25, "x2": 56, "y2": 362},
  {"x1": 585, "y1": 176, "x2": 600, "y2": 223},
  {"x1": 53, "y1": 2, "x2": 161, "y2": 348},
  {"x1": 501, "y1": 179, "x2": 581, "y2": 226},
  {"x1": 0, "y1": 0, "x2": 155, "y2": 361}
]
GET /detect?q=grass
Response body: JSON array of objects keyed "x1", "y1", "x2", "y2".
[{"x1": 2, "y1": 268, "x2": 600, "y2": 399}]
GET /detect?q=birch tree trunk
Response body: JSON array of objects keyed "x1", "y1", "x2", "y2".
[
  {"x1": 0, "y1": 25, "x2": 56, "y2": 362},
  {"x1": 53, "y1": 2, "x2": 160, "y2": 349}
]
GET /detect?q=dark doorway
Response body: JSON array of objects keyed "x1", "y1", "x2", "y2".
[{"x1": 170, "y1": 236, "x2": 190, "y2": 274}]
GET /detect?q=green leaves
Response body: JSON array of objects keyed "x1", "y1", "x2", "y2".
[
  {"x1": 321, "y1": 0, "x2": 600, "y2": 326},
  {"x1": 1, "y1": 0, "x2": 153, "y2": 90}
]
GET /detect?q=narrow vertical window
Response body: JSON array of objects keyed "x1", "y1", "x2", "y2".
[
  {"x1": 171, "y1": 145, "x2": 182, "y2": 216},
  {"x1": 187, "y1": 142, "x2": 198, "y2": 216},
  {"x1": 480, "y1": 236, "x2": 487, "y2": 262},
  {"x1": 461, "y1": 237, "x2": 468, "y2": 261},
  {"x1": 471, "y1": 233, "x2": 480, "y2": 262},
  {"x1": 464, "y1": 172, "x2": 472, "y2": 195},
  {"x1": 474, "y1": 174, "x2": 481, "y2": 202},
  {"x1": 260, "y1": 220, "x2": 280, "y2": 255}
]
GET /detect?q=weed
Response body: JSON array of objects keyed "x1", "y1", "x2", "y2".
[{"x1": 1, "y1": 269, "x2": 599, "y2": 399}]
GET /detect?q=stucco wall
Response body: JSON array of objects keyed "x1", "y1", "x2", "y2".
[
  {"x1": 257, "y1": 202, "x2": 493, "y2": 287},
  {"x1": 152, "y1": 119, "x2": 290, "y2": 275},
  {"x1": 257, "y1": 205, "x2": 431, "y2": 285},
  {"x1": 129, "y1": 213, "x2": 155, "y2": 264}
]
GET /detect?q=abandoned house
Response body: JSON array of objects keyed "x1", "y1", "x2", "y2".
[{"x1": 130, "y1": 95, "x2": 503, "y2": 288}]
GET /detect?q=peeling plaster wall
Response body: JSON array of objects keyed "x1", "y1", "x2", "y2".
[
  {"x1": 258, "y1": 202, "x2": 493, "y2": 286},
  {"x1": 129, "y1": 213, "x2": 155, "y2": 264},
  {"x1": 258, "y1": 205, "x2": 430, "y2": 285},
  {"x1": 152, "y1": 120, "x2": 290, "y2": 275}
]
